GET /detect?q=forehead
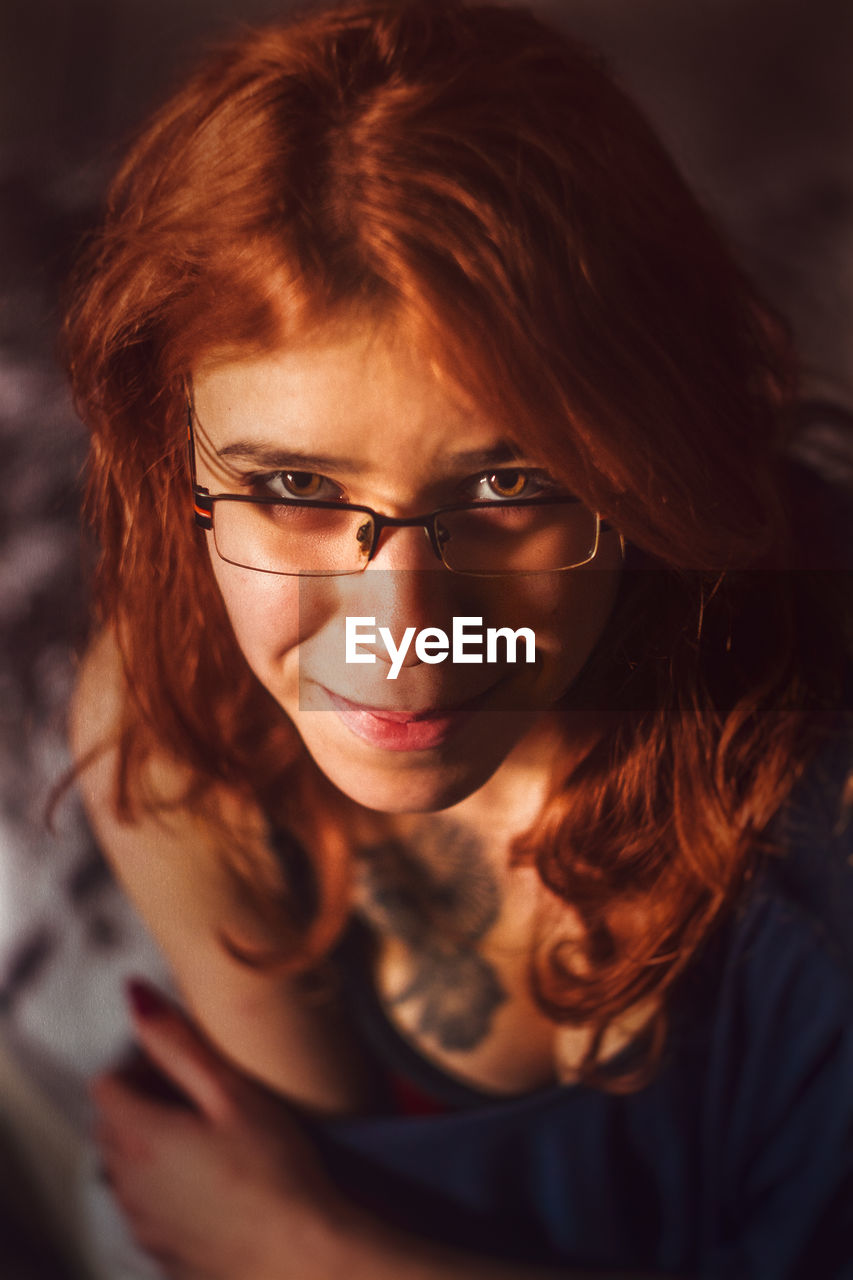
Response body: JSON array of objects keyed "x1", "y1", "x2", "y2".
[{"x1": 190, "y1": 321, "x2": 512, "y2": 475}]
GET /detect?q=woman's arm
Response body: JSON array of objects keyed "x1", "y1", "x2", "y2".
[
  {"x1": 70, "y1": 630, "x2": 372, "y2": 1116},
  {"x1": 325, "y1": 1214, "x2": 661, "y2": 1280},
  {"x1": 93, "y1": 984, "x2": 667, "y2": 1280}
]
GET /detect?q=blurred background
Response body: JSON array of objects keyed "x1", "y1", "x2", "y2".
[{"x1": 0, "y1": 0, "x2": 852, "y2": 1275}]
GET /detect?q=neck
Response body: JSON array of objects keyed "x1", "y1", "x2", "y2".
[{"x1": 431, "y1": 706, "x2": 600, "y2": 851}]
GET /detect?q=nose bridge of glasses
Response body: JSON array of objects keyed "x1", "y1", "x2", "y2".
[{"x1": 366, "y1": 510, "x2": 445, "y2": 570}]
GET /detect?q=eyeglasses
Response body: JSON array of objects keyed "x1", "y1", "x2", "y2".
[{"x1": 187, "y1": 401, "x2": 602, "y2": 577}]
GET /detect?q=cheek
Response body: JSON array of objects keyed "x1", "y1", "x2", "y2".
[
  {"x1": 209, "y1": 552, "x2": 301, "y2": 670},
  {"x1": 522, "y1": 564, "x2": 622, "y2": 688},
  {"x1": 552, "y1": 568, "x2": 620, "y2": 642}
]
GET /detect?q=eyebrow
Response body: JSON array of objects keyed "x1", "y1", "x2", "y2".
[{"x1": 215, "y1": 439, "x2": 526, "y2": 472}]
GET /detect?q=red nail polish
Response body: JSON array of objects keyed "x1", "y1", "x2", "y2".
[{"x1": 126, "y1": 979, "x2": 166, "y2": 1019}]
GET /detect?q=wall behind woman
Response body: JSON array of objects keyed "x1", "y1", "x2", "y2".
[{"x1": 0, "y1": 0, "x2": 851, "y2": 1126}]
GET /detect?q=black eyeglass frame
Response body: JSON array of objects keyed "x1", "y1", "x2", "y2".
[{"x1": 187, "y1": 398, "x2": 607, "y2": 577}]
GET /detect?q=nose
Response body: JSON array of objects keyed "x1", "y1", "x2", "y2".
[
  {"x1": 368, "y1": 519, "x2": 440, "y2": 572},
  {"x1": 352, "y1": 526, "x2": 453, "y2": 670}
]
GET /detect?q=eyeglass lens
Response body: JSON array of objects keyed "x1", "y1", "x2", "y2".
[{"x1": 210, "y1": 499, "x2": 598, "y2": 575}]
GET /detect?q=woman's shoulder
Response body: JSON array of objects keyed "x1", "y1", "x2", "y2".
[
  {"x1": 665, "y1": 730, "x2": 853, "y2": 1155},
  {"x1": 696, "y1": 732, "x2": 853, "y2": 1031},
  {"x1": 68, "y1": 628, "x2": 270, "y2": 945},
  {"x1": 661, "y1": 745, "x2": 853, "y2": 1277},
  {"x1": 69, "y1": 627, "x2": 124, "y2": 771},
  {"x1": 641, "y1": 733, "x2": 853, "y2": 1150},
  {"x1": 70, "y1": 627, "x2": 197, "y2": 811},
  {"x1": 758, "y1": 727, "x2": 853, "y2": 981}
]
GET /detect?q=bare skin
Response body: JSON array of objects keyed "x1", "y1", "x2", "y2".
[
  {"x1": 357, "y1": 818, "x2": 510, "y2": 1052},
  {"x1": 71, "y1": 629, "x2": 377, "y2": 1117}
]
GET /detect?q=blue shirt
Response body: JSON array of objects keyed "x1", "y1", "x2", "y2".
[{"x1": 314, "y1": 736, "x2": 853, "y2": 1278}]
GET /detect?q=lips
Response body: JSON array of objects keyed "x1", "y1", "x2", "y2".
[{"x1": 320, "y1": 687, "x2": 476, "y2": 751}]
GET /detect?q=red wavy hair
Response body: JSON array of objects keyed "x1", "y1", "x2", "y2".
[{"x1": 63, "y1": 0, "x2": 849, "y2": 1087}]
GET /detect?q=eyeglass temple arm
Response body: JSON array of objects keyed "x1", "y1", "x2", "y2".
[{"x1": 186, "y1": 394, "x2": 214, "y2": 530}]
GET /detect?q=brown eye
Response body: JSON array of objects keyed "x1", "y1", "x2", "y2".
[
  {"x1": 258, "y1": 470, "x2": 343, "y2": 502},
  {"x1": 283, "y1": 471, "x2": 323, "y2": 497},
  {"x1": 487, "y1": 469, "x2": 527, "y2": 498}
]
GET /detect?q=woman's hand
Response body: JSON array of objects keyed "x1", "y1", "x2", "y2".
[
  {"x1": 92, "y1": 986, "x2": 657, "y2": 1280},
  {"x1": 91, "y1": 980, "x2": 349, "y2": 1280}
]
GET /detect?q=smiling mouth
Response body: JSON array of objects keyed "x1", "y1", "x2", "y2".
[{"x1": 318, "y1": 687, "x2": 484, "y2": 751}]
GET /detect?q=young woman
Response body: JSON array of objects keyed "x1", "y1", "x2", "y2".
[{"x1": 65, "y1": 1, "x2": 853, "y2": 1277}]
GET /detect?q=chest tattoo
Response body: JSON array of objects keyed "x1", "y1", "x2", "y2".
[{"x1": 355, "y1": 819, "x2": 507, "y2": 1052}]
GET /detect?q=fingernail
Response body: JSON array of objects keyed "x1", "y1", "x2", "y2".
[{"x1": 126, "y1": 978, "x2": 167, "y2": 1019}]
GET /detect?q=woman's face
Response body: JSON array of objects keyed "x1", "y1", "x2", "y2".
[{"x1": 191, "y1": 321, "x2": 623, "y2": 813}]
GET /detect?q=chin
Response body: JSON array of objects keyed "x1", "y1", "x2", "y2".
[
  {"x1": 295, "y1": 722, "x2": 516, "y2": 814},
  {"x1": 319, "y1": 750, "x2": 503, "y2": 813}
]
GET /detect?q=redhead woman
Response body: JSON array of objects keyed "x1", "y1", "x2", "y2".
[{"x1": 66, "y1": 1, "x2": 853, "y2": 1277}]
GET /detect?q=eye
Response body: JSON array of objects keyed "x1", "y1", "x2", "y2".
[
  {"x1": 254, "y1": 471, "x2": 343, "y2": 501},
  {"x1": 468, "y1": 468, "x2": 560, "y2": 502}
]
